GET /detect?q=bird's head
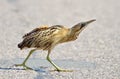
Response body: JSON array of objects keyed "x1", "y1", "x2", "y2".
[{"x1": 70, "y1": 19, "x2": 96, "y2": 37}]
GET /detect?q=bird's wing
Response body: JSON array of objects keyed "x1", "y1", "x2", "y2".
[
  {"x1": 23, "y1": 25, "x2": 49, "y2": 38},
  {"x1": 19, "y1": 25, "x2": 64, "y2": 50}
]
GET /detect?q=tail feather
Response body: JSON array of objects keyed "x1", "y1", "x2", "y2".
[{"x1": 18, "y1": 42, "x2": 24, "y2": 50}]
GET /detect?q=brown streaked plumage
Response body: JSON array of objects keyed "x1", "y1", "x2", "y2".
[
  {"x1": 18, "y1": 25, "x2": 69, "y2": 50},
  {"x1": 15, "y1": 19, "x2": 96, "y2": 72}
]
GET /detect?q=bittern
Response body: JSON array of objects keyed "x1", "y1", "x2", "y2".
[{"x1": 15, "y1": 19, "x2": 96, "y2": 72}]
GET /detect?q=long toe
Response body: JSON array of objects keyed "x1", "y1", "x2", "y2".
[
  {"x1": 14, "y1": 64, "x2": 33, "y2": 70},
  {"x1": 50, "y1": 68, "x2": 73, "y2": 72},
  {"x1": 24, "y1": 65, "x2": 33, "y2": 70},
  {"x1": 14, "y1": 64, "x2": 24, "y2": 67},
  {"x1": 57, "y1": 69, "x2": 73, "y2": 72}
]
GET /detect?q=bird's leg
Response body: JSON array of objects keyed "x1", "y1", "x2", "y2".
[
  {"x1": 46, "y1": 49, "x2": 72, "y2": 72},
  {"x1": 15, "y1": 49, "x2": 36, "y2": 70}
]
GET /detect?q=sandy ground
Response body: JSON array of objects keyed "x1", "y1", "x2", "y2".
[{"x1": 0, "y1": 0, "x2": 120, "y2": 79}]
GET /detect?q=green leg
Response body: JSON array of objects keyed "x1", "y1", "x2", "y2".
[
  {"x1": 46, "y1": 49, "x2": 73, "y2": 72},
  {"x1": 15, "y1": 49, "x2": 36, "y2": 70}
]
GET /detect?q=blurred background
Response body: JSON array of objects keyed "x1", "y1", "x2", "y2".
[{"x1": 0, "y1": 0, "x2": 120, "y2": 79}]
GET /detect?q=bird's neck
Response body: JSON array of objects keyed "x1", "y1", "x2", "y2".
[{"x1": 66, "y1": 28, "x2": 78, "y2": 42}]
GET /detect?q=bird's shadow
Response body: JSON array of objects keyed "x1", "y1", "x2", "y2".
[
  {"x1": 0, "y1": 67, "x2": 24, "y2": 70},
  {"x1": 0, "y1": 66, "x2": 46, "y2": 72},
  {"x1": 0, "y1": 58, "x2": 96, "y2": 79},
  {"x1": 0, "y1": 58, "x2": 58, "y2": 79},
  {"x1": 0, "y1": 66, "x2": 56, "y2": 79}
]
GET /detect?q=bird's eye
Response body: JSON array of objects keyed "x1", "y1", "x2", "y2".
[{"x1": 81, "y1": 23, "x2": 85, "y2": 27}]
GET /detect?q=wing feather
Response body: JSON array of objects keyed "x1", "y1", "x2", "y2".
[
  {"x1": 18, "y1": 25, "x2": 64, "y2": 50},
  {"x1": 23, "y1": 26, "x2": 49, "y2": 38}
]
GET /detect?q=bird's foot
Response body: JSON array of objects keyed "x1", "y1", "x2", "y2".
[
  {"x1": 56, "y1": 69, "x2": 73, "y2": 72},
  {"x1": 14, "y1": 64, "x2": 33, "y2": 70},
  {"x1": 50, "y1": 68, "x2": 73, "y2": 72}
]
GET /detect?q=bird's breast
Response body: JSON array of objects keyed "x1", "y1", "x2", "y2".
[{"x1": 51, "y1": 28, "x2": 69, "y2": 44}]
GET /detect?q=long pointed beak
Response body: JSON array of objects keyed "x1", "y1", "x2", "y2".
[{"x1": 86, "y1": 19, "x2": 96, "y2": 24}]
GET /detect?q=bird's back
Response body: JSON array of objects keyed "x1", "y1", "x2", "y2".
[{"x1": 18, "y1": 25, "x2": 69, "y2": 50}]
